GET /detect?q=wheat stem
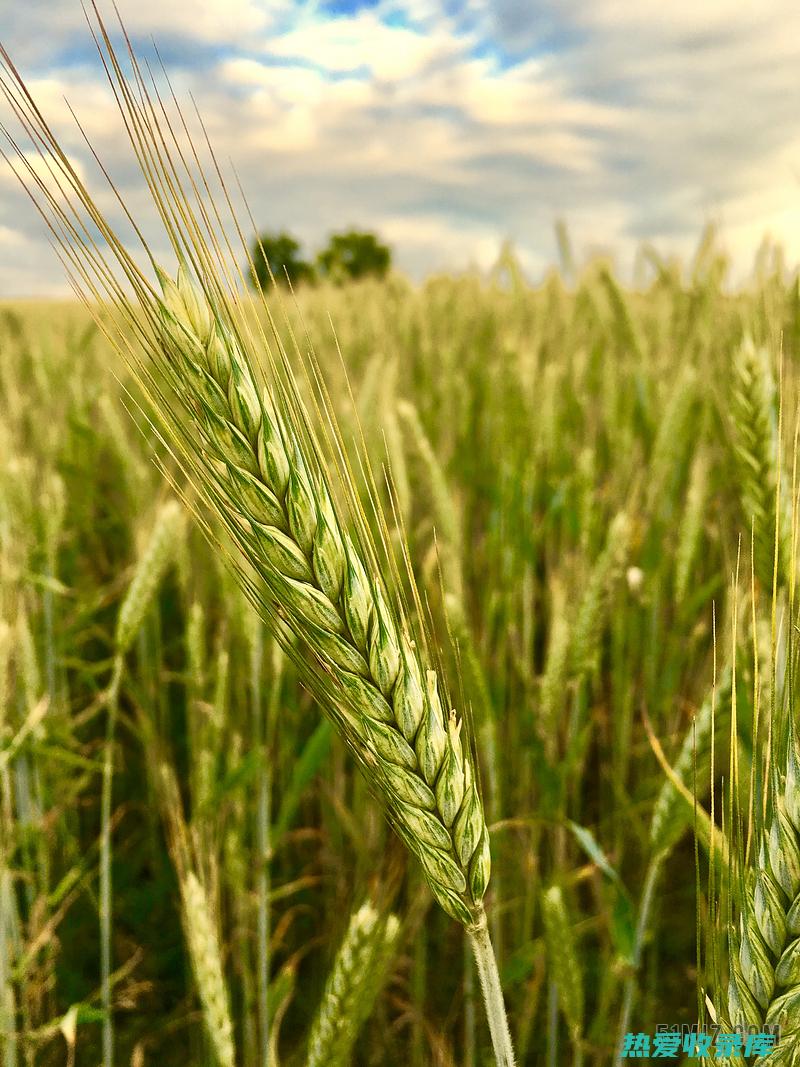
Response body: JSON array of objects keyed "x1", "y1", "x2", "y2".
[
  {"x1": 101, "y1": 500, "x2": 184, "y2": 1067},
  {"x1": 614, "y1": 853, "x2": 664, "y2": 1066},
  {"x1": 468, "y1": 908, "x2": 515, "y2": 1067},
  {"x1": 100, "y1": 656, "x2": 123, "y2": 1067}
]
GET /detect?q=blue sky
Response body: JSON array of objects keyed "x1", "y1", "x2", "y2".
[{"x1": 2, "y1": 0, "x2": 800, "y2": 295}]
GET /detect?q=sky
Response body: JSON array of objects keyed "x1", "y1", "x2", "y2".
[{"x1": 2, "y1": 0, "x2": 800, "y2": 296}]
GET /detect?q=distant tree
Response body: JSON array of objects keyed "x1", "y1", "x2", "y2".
[
  {"x1": 250, "y1": 231, "x2": 315, "y2": 290},
  {"x1": 316, "y1": 230, "x2": 392, "y2": 283}
]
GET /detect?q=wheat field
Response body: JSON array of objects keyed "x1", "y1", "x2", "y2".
[{"x1": 3, "y1": 223, "x2": 800, "y2": 1063}]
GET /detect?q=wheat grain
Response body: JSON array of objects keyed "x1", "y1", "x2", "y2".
[
  {"x1": 541, "y1": 885, "x2": 584, "y2": 1056},
  {"x1": 728, "y1": 337, "x2": 791, "y2": 593},
  {"x1": 181, "y1": 871, "x2": 236, "y2": 1067},
  {"x1": 306, "y1": 900, "x2": 400, "y2": 1067},
  {"x1": 115, "y1": 499, "x2": 185, "y2": 655},
  {"x1": 397, "y1": 397, "x2": 463, "y2": 602},
  {"x1": 674, "y1": 449, "x2": 709, "y2": 604},
  {"x1": 646, "y1": 367, "x2": 698, "y2": 516},
  {"x1": 570, "y1": 512, "x2": 630, "y2": 679},
  {"x1": 540, "y1": 579, "x2": 571, "y2": 738},
  {"x1": 724, "y1": 737, "x2": 800, "y2": 1062},
  {"x1": 157, "y1": 266, "x2": 491, "y2": 929}
]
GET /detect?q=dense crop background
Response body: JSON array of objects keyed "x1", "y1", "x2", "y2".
[{"x1": 1, "y1": 236, "x2": 796, "y2": 1064}]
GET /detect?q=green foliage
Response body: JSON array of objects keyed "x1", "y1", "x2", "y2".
[
  {"x1": 250, "y1": 231, "x2": 315, "y2": 289},
  {"x1": 316, "y1": 229, "x2": 391, "y2": 282},
  {"x1": 249, "y1": 229, "x2": 392, "y2": 288}
]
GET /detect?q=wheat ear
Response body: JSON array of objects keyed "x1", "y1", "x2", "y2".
[
  {"x1": 306, "y1": 901, "x2": 400, "y2": 1067},
  {"x1": 541, "y1": 886, "x2": 584, "y2": 1064},
  {"x1": 725, "y1": 737, "x2": 800, "y2": 1061},
  {"x1": 729, "y1": 337, "x2": 791, "y2": 592},
  {"x1": 180, "y1": 871, "x2": 236, "y2": 1067},
  {"x1": 158, "y1": 266, "x2": 490, "y2": 927},
  {"x1": 570, "y1": 511, "x2": 631, "y2": 679},
  {"x1": 154, "y1": 760, "x2": 237, "y2": 1067}
]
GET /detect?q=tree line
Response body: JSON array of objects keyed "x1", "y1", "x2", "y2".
[{"x1": 250, "y1": 229, "x2": 392, "y2": 289}]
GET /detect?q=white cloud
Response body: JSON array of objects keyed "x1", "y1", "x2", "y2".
[
  {"x1": 122, "y1": 0, "x2": 272, "y2": 39},
  {"x1": 0, "y1": 225, "x2": 25, "y2": 247},
  {"x1": 267, "y1": 10, "x2": 451, "y2": 79},
  {"x1": 3, "y1": 0, "x2": 277, "y2": 60}
]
